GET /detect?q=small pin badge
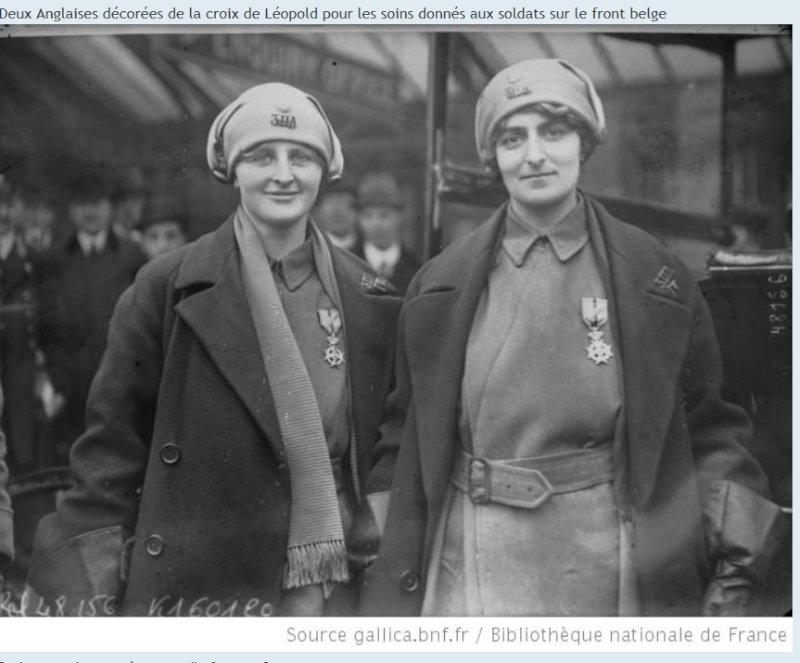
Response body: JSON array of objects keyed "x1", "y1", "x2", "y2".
[
  {"x1": 318, "y1": 308, "x2": 344, "y2": 368},
  {"x1": 653, "y1": 266, "x2": 679, "y2": 295}
]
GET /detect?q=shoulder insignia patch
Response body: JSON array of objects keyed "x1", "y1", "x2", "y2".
[
  {"x1": 653, "y1": 266, "x2": 679, "y2": 295},
  {"x1": 360, "y1": 273, "x2": 396, "y2": 295}
]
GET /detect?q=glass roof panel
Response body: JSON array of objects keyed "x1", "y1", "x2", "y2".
[
  {"x1": 42, "y1": 36, "x2": 183, "y2": 123},
  {"x1": 594, "y1": 34, "x2": 668, "y2": 85},
  {"x1": 656, "y1": 43, "x2": 721, "y2": 82},
  {"x1": 737, "y1": 36, "x2": 792, "y2": 76},
  {"x1": 483, "y1": 32, "x2": 551, "y2": 64}
]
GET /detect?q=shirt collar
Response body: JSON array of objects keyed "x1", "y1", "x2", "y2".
[
  {"x1": 328, "y1": 231, "x2": 358, "y2": 251},
  {"x1": 268, "y1": 237, "x2": 315, "y2": 292},
  {"x1": 77, "y1": 229, "x2": 109, "y2": 255},
  {"x1": 0, "y1": 232, "x2": 15, "y2": 261},
  {"x1": 502, "y1": 194, "x2": 589, "y2": 267},
  {"x1": 363, "y1": 242, "x2": 401, "y2": 270}
]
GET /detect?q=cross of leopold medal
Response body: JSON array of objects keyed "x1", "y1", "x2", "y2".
[
  {"x1": 581, "y1": 297, "x2": 613, "y2": 365},
  {"x1": 318, "y1": 308, "x2": 345, "y2": 368}
]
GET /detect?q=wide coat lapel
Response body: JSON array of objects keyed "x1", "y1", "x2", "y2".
[
  {"x1": 331, "y1": 246, "x2": 402, "y2": 489},
  {"x1": 173, "y1": 218, "x2": 285, "y2": 462},
  {"x1": 592, "y1": 200, "x2": 694, "y2": 506},
  {"x1": 404, "y1": 206, "x2": 506, "y2": 504}
]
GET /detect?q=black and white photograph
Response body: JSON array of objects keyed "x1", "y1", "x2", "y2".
[{"x1": 0, "y1": 26, "x2": 792, "y2": 618}]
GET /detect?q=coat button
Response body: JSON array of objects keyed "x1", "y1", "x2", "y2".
[
  {"x1": 160, "y1": 443, "x2": 181, "y2": 465},
  {"x1": 400, "y1": 571, "x2": 420, "y2": 593},
  {"x1": 145, "y1": 535, "x2": 165, "y2": 557}
]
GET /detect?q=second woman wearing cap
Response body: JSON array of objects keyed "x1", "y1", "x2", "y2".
[
  {"x1": 28, "y1": 83, "x2": 401, "y2": 616},
  {"x1": 359, "y1": 60, "x2": 784, "y2": 617}
]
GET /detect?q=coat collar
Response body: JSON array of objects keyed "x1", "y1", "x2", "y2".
[
  {"x1": 174, "y1": 216, "x2": 238, "y2": 289},
  {"x1": 403, "y1": 205, "x2": 506, "y2": 502},
  {"x1": 173, "y1": 215, "x2": 395, "y2": 470},
  {"x1": 173, "y1": 217, "x2": 285, "y2": 460},
  {"x1": 586, "y1": 197, "x2": 692, "y2": 505},
  {"x1": 405, "y1": 195, "x2": 693, "y2": 508}
]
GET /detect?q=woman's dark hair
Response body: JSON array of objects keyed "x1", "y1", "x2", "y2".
[{"x1": 487, "y1": 101, "x2": 600, "y2": 172}]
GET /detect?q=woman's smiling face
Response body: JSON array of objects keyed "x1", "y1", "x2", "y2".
[
  {"x1": 495, "y1": 109, "x2": 582, "y2": 221},
  {"x1": 233, "y1": 140, "x2": 324, "y2": 231}
]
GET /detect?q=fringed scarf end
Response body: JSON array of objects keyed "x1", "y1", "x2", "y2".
[{"x1": 283, "y1": 539, "x2": 350, "y2": 596}]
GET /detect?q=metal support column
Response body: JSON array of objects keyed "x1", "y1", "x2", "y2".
[
  {"x1": 423, "y1": 33, "x2": 450, "y2": 261},
  {"x1": 720, "y1": 38, "x2": 736, "y2": 225}
]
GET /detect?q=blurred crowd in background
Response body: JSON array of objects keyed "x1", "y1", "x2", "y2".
[
  {"x1": 0, "y1": 160, "x2": 424, "y2": 596},
  {"x1": 0, "y1": 163, "x2": 422, "y2": 476}
]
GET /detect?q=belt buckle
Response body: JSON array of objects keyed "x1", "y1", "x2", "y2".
[{"x1": 468, "y1": 457, "x2": 492, "y2": 504}]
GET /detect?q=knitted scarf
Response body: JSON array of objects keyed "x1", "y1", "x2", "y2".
[{"x1": 234, "y1": 208, "x2": 349, "y2": 593}]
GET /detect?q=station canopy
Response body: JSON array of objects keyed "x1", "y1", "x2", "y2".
[
  {"x1": 1, "y1": 27, "x2": 790, "y2": 134},
  {"x1": 0, "y1": 27, "x2": 791, "y2": 247}
]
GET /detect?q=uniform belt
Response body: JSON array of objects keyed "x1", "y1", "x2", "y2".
[{"x1": 451, "y1": 445, "x2": 614, "y2": 509}]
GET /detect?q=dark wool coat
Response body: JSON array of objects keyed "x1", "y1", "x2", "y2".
[
  {"x1": 0, "y1": 385, "x2": 13, "y2": 569},
  {"x1": 39, "y1": 231, "x2": 146, "y2": 450},
  {"x1": 359, "y1": 196, "x2": 771, "y2": 617},
  {"x1": 29, "y1": 218, "x2": 401, "y2": 616},
  {"x1": 0, "y1": 238, "x2": 44, "y2": 470}
]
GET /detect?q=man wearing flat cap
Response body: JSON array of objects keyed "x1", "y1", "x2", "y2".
[
  {"x1": 359, "y1": 59, "x2": 786, "y2": 617},
  {"x1": 355, "y1": 173, "x2": 421, "y2": 297}
]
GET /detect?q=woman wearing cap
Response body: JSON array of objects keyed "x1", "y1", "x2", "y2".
[
  {"x1": 359, "y1": 60, "x2": 784, "y2": 616},
  {"x1": 28, "y1": 83, "x2": 401, "y2": 616}
]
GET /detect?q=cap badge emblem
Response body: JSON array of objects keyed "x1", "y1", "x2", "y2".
[
  {"x1": 271, "y1": 113, "x2": 297, "y2": 129},
  {"x1": 505, "y1": 82, "x2": 531, "y2": 99}
]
